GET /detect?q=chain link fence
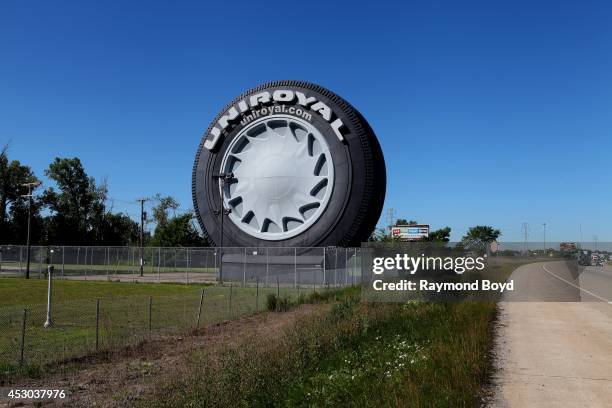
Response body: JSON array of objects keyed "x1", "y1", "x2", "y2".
[
  {"x1": 0, "y1": 245, "x2": 363, "y2": 286},
  {"x1": 0, "y1": 245, "x2": 363, "y2": 381},
  {"x1": 0, "y1": 281, "x2": 341, "y2": 381}
]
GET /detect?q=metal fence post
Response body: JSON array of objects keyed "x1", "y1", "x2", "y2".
[
  {"x1": 335, "y1": 249, "x2": 338, "y2": 287},
  {"x1": 196, "y1": 288, "x2": 205, "y2": 328},
  {"x1": 229, "y1": 284, "x2": 233, "y2": 320},
  {"x1": 243, "y1": 248, "x2": 246, "y2": 287},
  {"x1": 277, "y1": 276, "x2": 280, "y2": 298},
  {"x1": 323, "y1": 247, "x2": 326, "y2": 287},
  {"x1": 354, "y1": 248, "x2": 357, "y2": 286},
  {"x1": 19, "y1": 245, "x2": 23, "y2": 275},
  {"x1": 95, "y1": 299, "x2": 100, "y2": 351},
  {"x1": 266, "y1": 248, "x2": 269, "y2": 288},
  {"x1": 150, "y1": 247, "x2": 154, "y2": 276},
  {"x1": 294, "y1": 248, "x2": 297, "y2": 289},
  {"x1": 256, "y1": 278, "x2": 259, "y2": 312},
  {"x1": 61, "y1": 247, "x2": 65, "y2": 280},
  {"x1": 204, "y1": 250, "x2": 209, "y2": 278},
  {"x1": 19, "y1": 308, "x2": 27, "y2": 367},
  {"x1": 185, "y1": 248, "x2": 190, "y2": 285},
  {"x1": 38, "y1": 249, "x2": 42, "y2": 279},
  {"x1": 345, "y1": 249, "x2": 349, "y2": 286},
  {"x1": 148, "y1": 296, "x2": 153, "y2": 333},
  {"x1": 84, "y1": 247, "x2": 88, "y2": 280},
  {"x1": 132, "y1": 247, "x2": 136, "y2": 282},
  {"x1": 158, "y1": 248, "x2": 161, "y2": 282}
]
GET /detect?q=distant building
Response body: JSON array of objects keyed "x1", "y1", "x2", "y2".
[
  {"x1": 560, "y1": 242, "x2": 577, "y2": 252},
  {"x1": 390, "y1": 224, "x2": 429, "y2": 241}
]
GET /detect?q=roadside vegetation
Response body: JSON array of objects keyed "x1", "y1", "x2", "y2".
[{"x1": 143, "y1": 287, "x2": 497, "y2": 408}]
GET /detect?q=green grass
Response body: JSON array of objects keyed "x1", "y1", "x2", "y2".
[
  {"x1": 282, "y1": 301, "x2": 496, "y2": 407},
  {"x1": 0, "y1": 278, "x2": 307, "y2": 380},
  {"x1": 1, "y1": 263, "x2": 215, "y2": 277},
  {"x1": 0, "y1": 278, "x2": 207, "y2": 308}
]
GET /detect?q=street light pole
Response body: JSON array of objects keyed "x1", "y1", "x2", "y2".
[
  {"x1": 136, "y1": 198, "x2": 147, "y2": 277},
  {"x1": 213, "y1": 172, "x2": 234, "y2": 285},
  {"x1": 21, "y1": 182, "x2": 40, "y2": 280}
]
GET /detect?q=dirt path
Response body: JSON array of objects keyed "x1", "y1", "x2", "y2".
[
  {"x1": 3, "y1": 304, "x2": 328, "y2": 407},
  {"x1": 490, "y1": 261, "x2": 612, "y2": 407}
]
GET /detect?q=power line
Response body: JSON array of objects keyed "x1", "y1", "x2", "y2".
[
  {"x1": 522, "y1": 222, "x2": 529, "y2": 253},
  {"x1": 386, "y1": 208, "x2": 396, "y2": 228}
]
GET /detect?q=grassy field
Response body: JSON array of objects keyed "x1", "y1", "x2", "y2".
[
  {"x1": 0, "y1": 278, "x2": 304, "y2": 380},
  {"x1": 0, "y1": 263, "x2": 216, "y2": 277},
  {"x1": 0, "y1": 278, "x2": 208, "y2": 307}
]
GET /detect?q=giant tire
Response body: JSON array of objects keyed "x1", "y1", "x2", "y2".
[{"x1": 192, "y1": 80, "x2": 386, "y2": 248}]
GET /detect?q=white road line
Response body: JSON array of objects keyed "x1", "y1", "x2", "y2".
[{"x1": 541, "y1": 263, "x2": 612, "y2": 304}]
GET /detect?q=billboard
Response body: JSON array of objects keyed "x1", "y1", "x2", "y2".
[
  {"x1": 560, "y1": 242, "x2": 577, "y2": 252},
  {"x1": 390, "y1": 224, "x2": 429, "y2": 241}
]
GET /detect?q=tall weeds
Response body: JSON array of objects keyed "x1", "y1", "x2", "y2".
[{"x1": 145, "y1": 296, "x2": 497, "y2": 407}]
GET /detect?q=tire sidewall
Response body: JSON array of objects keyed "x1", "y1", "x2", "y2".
[{"x1": 193, "y1": 81, "x2": 382, "y2": 248}]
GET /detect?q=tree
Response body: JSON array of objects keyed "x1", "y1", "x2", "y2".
[
  {"x1": 7, "y1": 195, "x2": 45, "y2": 244},
  {"x1": 99, "y1": 212, "x2": 139, "y2": 246},
  {"x1": 368, "y1": 227, "x2": 401, "y2": 242},
  {"x1": 462, "y1": 225, "x2": 501, "y2": 244},
  {"x1": 395, "y1": 218, "x2": 418, "y2": 226},
  {"x1": 42, "y1": 157, "x2": 138, "y2": 245},
  {"x1": 421, "y1": 226, "x2": 451, "y2": 242},
  {"x1": 0, "y1": 145, "x2": 41, "y2": 244},
  {"x1": 150, "y1": 194, "x2": 179, "y2": 228},
  {"x1": 461, "y1": 226, "x2": 501, "y2": 255},
  {"x1": 151, "y1": 211, "x2": 204, "y2": 247},
  {"x1": 43, "y1": 157, "x2": 102, "y2": 244},
  {"x1": 149, "y1": 195, "x2": 206, "y2": 247}
]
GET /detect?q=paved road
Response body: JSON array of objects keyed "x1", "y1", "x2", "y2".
[{"x1": 490, "y1": 261, "x2": 612, "y2": 407}]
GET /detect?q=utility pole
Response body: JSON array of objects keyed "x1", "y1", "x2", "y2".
[
  {"x1": 21, "y1": 182, "x2": 41, "y2": 279},
  {"x1": 542, "y1": 223, "x2": 547, "y2": 256},
  {"x1": 136, "y1": 198, "x2": 147, "y2": 277},
  {"x1": 213, "y1": 172, "x2": 234, "y2": 285}
]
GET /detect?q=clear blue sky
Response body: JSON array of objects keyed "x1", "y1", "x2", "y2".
[{"x1": 1, "y1": 0, "x2": 610, "y2": 242}]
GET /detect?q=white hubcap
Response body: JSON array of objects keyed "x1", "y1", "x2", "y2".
[{"x1": 219, "y1": 115, "x2": 334, "y2": 240}]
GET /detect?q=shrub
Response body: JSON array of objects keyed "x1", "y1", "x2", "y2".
[
  {"x1": 276, "y1": 295, "x2": 291, "y2": 312},
  {"x1": 266, "y1": 294, "x2": 278, "y2": 312}
]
